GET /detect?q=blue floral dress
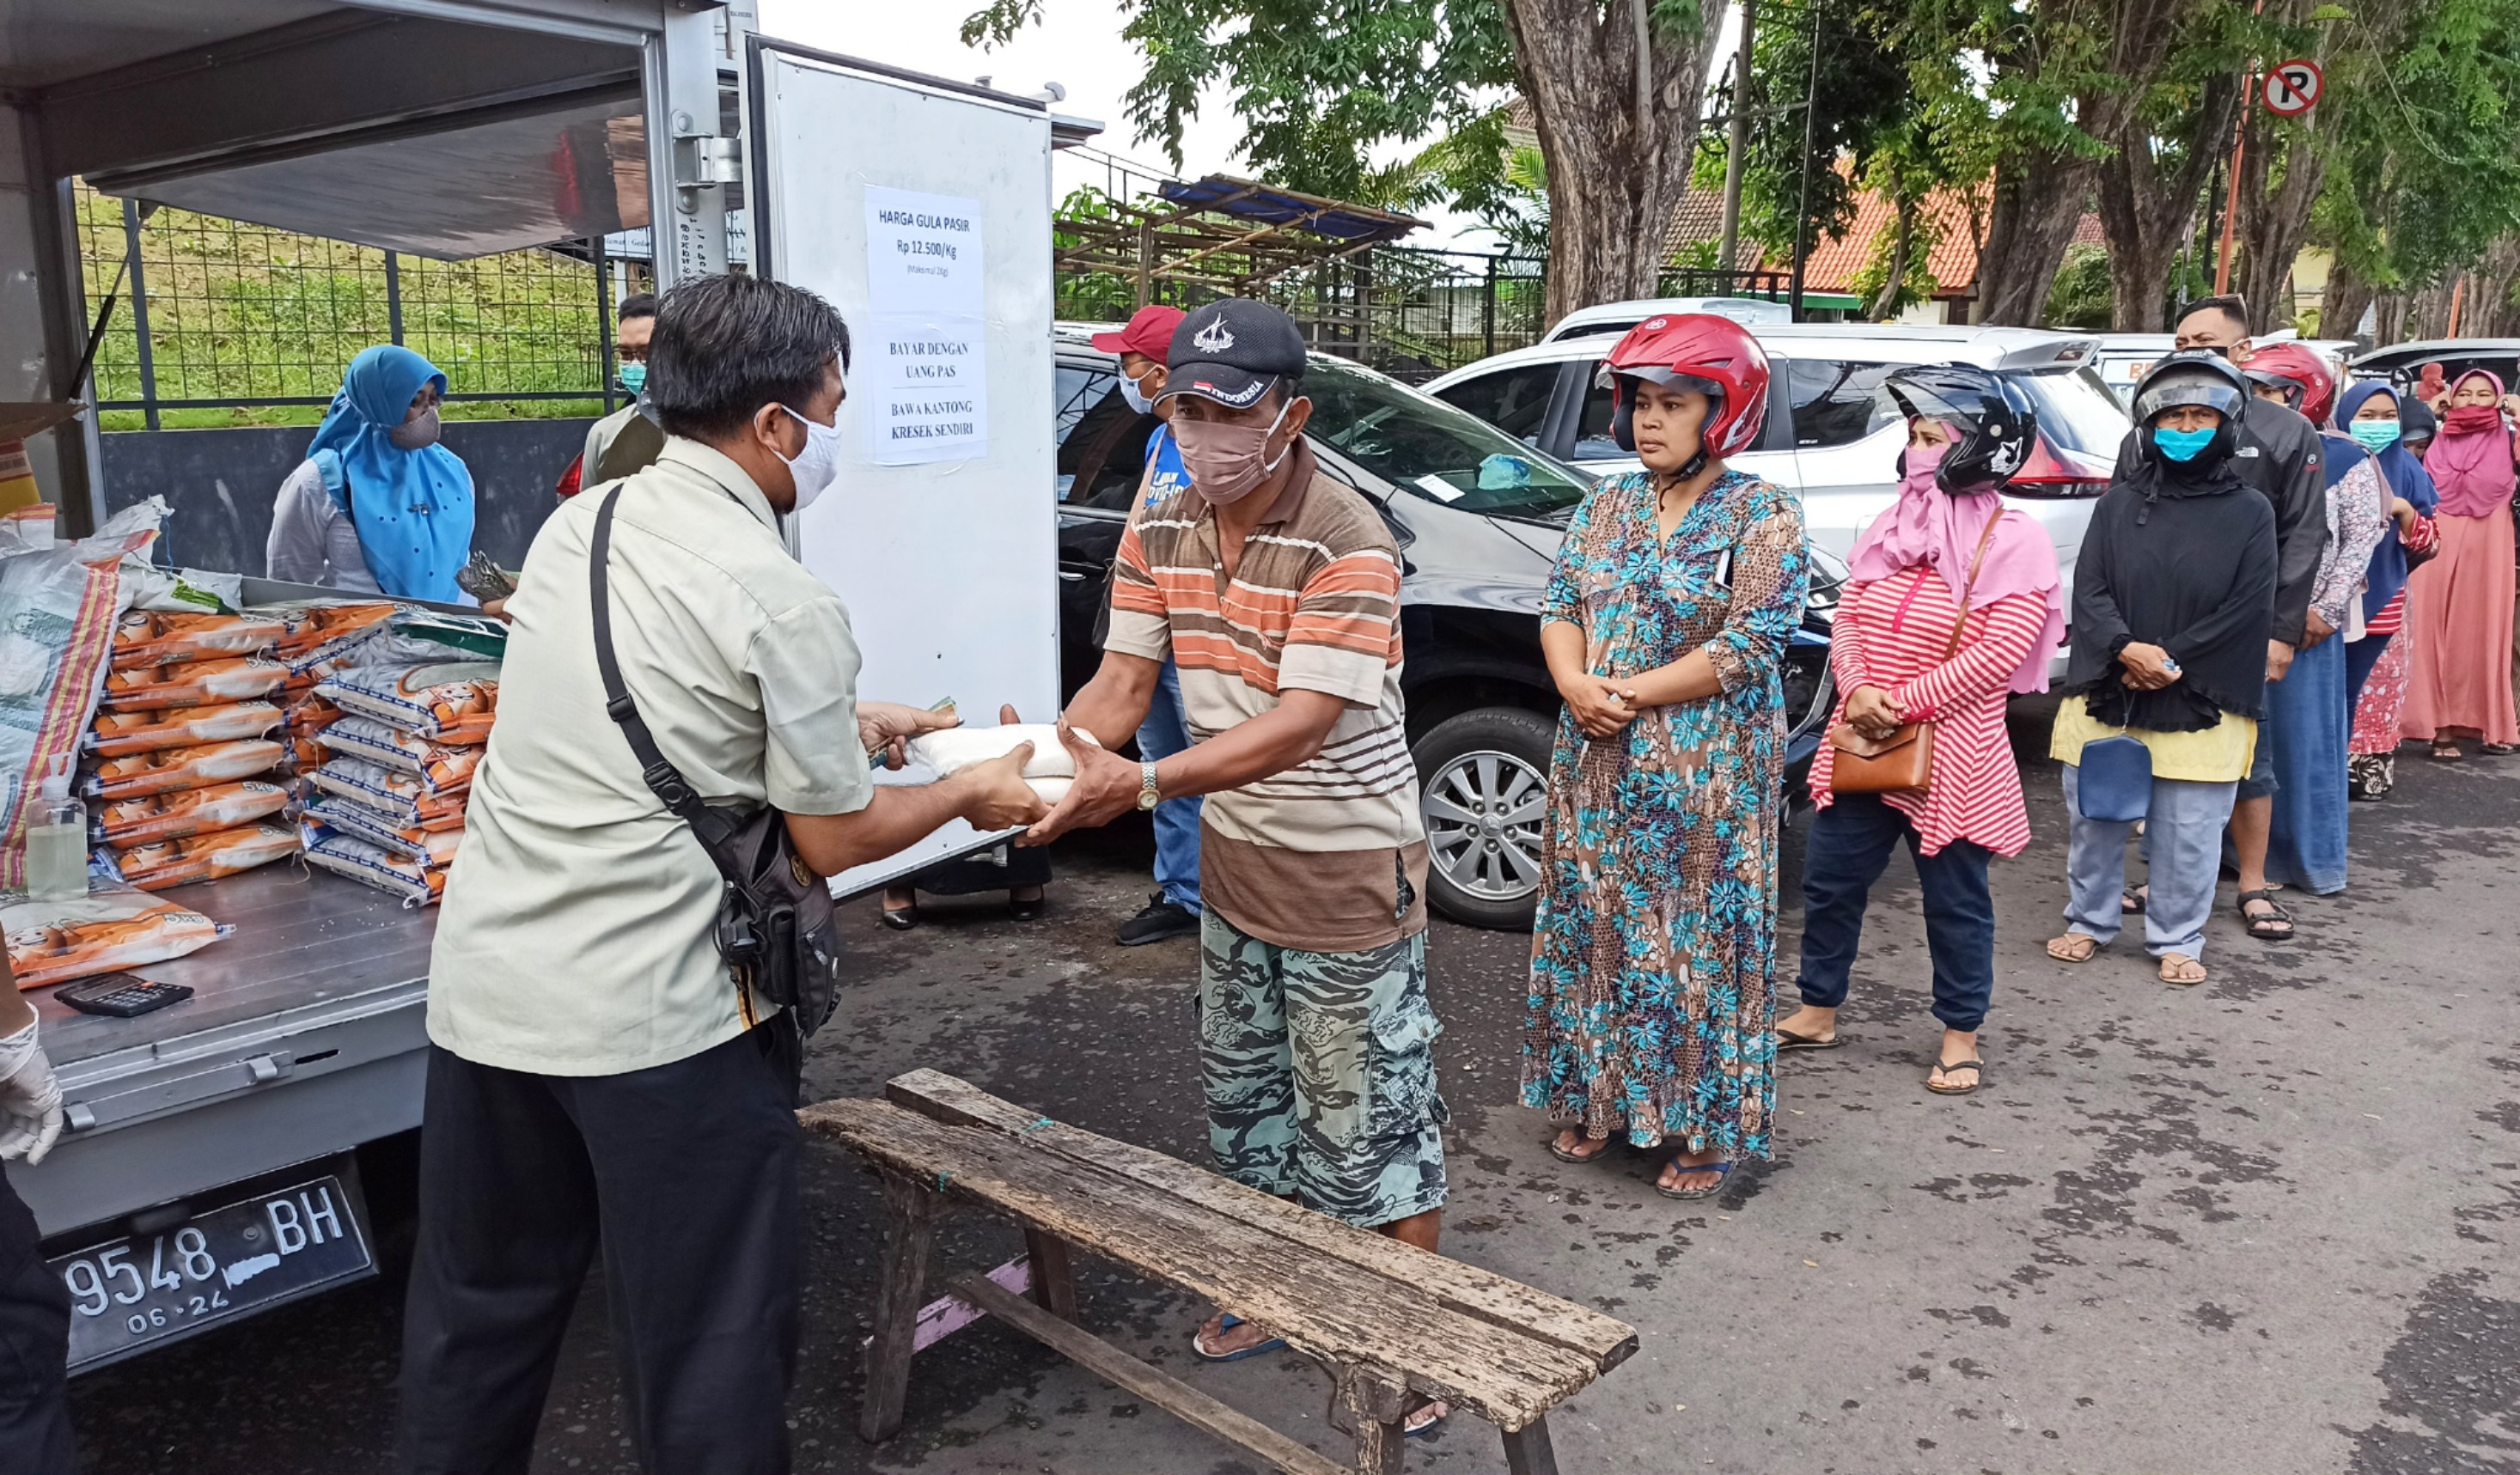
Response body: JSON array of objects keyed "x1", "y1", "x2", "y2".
[{"x1": 1520, "y1": 469, "x2": 1809, "y2": 1158}]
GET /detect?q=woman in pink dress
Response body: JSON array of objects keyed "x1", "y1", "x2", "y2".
[
  {"x1": 2402, "y1": 370, "x2": 2520, "y2": 759},
  {"x1": 1775, "y1": 365, "x2": 2063, "y2": 1096}
]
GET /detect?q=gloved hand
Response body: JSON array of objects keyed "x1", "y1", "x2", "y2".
[{"x1": 0, "y1": 1021, "x2": 64, "y2": 1166}]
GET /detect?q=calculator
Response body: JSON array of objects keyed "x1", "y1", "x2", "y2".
[{"x1": 55, "y1": 973, "x2": 194, "y2": 1018}]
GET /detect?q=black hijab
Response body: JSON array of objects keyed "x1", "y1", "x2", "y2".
[{"x1": 2067, "y1": 405, "x2": 2279, "y2": 731}]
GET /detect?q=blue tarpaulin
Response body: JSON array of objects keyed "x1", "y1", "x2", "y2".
[{"x1": 1152, "y1": 174, "x2": 1422, "y2": 244}]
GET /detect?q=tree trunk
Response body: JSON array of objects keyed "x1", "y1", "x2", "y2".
[
  {"x1": 1506, "y1": 0, "x2": 1727, "y2": 326},
  {"x1": 2474, "y1": 236, "x2": 2520, "y2": 338},
  {"x1": 2085, "y1": 0, "x2": 2241, "y2": 332},
  {"x1": 2322, "y1": 257, "x2": 2377, "y2": 344},
  {"x1": 1972, "y1": 159, "x2": 2090, "y2": 325},
  {"x1": 1870, "y1": 199, "x2": 1917, "y2": 321},
  {"x1": 2371, "y1": 290, "x2": 2410, "y2": 347}
]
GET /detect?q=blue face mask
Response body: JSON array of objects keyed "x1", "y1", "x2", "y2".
[
  {"x1": 2348, "y1": 418, "x2": 2401, "y2": 452},
  {"x1": 2153, "y1": 425, "x2": 2216, "y2": 462},
  {"x1": 618, "y1": 362, "x2": 646, "y2": 394}
]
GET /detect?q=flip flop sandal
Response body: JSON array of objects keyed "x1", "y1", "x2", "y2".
[
  {"x1": 2120, "y1": 888, "x2": 2147, "y2": 915},
  {"x1": 2046, "y1": 935, "x2": 2103, "y2": 963},
  {"x1": 2484, "y1": 743, "x2": 2517, "y2": 756},
  {"x1": 2236, "y1": 888, "x2": 2294, "y2": 942},
  {"x1": 1775, "y1": 1027, "x2": 1844, "y2": 1051},
  {"x1": 1925, "y1": 1056, "x2": 1984, "y2": 1095},
  {"x1": 1405, "y1": 1401, "x2": 1449, "y2": 1439},
  {"x1": 1654, "y1": 1159, "x2": 1735, "y2": 1202},
  {"x1": 2431, "y1": 742, "x2": 2463, "y2": 762},
  {"x1": 1193, "y1": 1313, "x2": 1285, "y2": 1362},
  {"x1": 1548, "y1": 1134, "x2": 1616, "y2": 1164}
]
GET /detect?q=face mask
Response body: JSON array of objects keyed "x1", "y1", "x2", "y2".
[
  {"x1": 387, "y1": 405, "x2": 441, "y2": 450},
  {"x1": 778, "y1": 405, "x2": 844, "y2": 512},
  {"x1": 1120, "y1": 371, "x2": 1156, "y2": 416},
  {"x1": 2347, "y1": 419, "x2": 2401, "y2": 452},
  {"x1": 1174, "y1": 400, "x2": 1296, "y2": 507},
  {"x1": 2444, "y1": 404, "x2": 2505, "y2": 436},
  {"x1": 2153, "y1": 424, "x2": 2216, "y2": 462},
  {"x1": 617, "y1": 362, "x2": 646, "y2": 394},
  {"x1": 1900, "y1": 440, "x2": 1948, "y2": 494}
]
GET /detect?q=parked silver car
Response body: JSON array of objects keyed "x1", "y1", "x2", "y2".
[{"x1": 1424, "y1": 322, "x2": 2129, "y2": 631}]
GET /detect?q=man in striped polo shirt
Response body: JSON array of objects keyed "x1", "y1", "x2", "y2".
[{"x1": 1025, "y1": 299, "x2": 1449, "y2": 1381}]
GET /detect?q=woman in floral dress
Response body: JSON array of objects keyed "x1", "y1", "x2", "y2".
[{"x1": 1522, "y1": 315, "x2": 1809, "y2": 1202}]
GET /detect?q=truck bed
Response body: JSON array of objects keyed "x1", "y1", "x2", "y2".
[{"x1": 19, "y1": 865, "x2": 437, "y2": 1237}]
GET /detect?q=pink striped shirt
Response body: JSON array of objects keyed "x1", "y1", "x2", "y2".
[{"x1": 1811, "y1": 564, "x2": 2051, "y2": 856}]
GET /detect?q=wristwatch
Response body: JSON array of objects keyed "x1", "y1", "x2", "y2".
[{"x1": 1136, "y1": 762, "x2": 1162, "y2": 812}]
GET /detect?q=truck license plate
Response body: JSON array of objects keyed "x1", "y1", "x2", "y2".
[{"x1": 50, "y1": 1173, "x2": 375, "y2": 1369}]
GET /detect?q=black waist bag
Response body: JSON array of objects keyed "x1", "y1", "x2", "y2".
[{"x1": 589, "y1": 488, "x2": 845, "y2": 1035}]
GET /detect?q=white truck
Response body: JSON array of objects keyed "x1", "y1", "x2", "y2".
[{"x1": 8, "y1": 3, "x2": 1074, "y2": 1370}]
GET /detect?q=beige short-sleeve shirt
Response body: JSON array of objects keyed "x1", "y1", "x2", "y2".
[{"x1": 428, "y1": 439, "x2": 872, "y2": 1076}]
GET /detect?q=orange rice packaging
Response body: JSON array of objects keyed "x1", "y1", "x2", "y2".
[
  {"x1": 102, "y1": 655, "x2": 290, "y2": 711},
  {"x1": 112, "y1": 610, "x2": 286, "y2": 667},
  {"x1": 5, "y1": 884, "x2": 227, "y2": 989},
  {"x1": 80, "y1": 739, "x2": 288, "y2": 801},
  {"x1": 90, "y1": 823, "x2": 302, "y2": 893},
  {"x1": 314, "y1": 716, "x2": 481, "y2": 791},
  {"x1": 316, "y1": 662, "x2": 499, "y2": 745},
  {"x1": 90, "y1": 780, "x2": 291, "y2": 849},
  {"x1": 86, "y1": 702, "x2": 284, "y2": 759}
]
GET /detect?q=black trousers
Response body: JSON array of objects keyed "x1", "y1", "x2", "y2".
[
  {"x1": 0, "y1": 1165, "x2": 74, "y2": 1475},
  {"x1": 397, "y1": 1024, "x2": 802, "y2": 1475}
]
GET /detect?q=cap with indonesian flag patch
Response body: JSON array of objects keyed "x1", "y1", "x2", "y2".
[{"x1": 1157, "y1": 298, "x2": 1309, "y2": 410}]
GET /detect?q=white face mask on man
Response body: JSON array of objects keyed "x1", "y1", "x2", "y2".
[{"x1": 778, "y1": 405, "x2": 844, "y2": 512}]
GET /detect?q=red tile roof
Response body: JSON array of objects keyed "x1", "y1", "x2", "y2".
[{"x1": 1663, "y1": 169, "x2": 2101, "y2": 302}]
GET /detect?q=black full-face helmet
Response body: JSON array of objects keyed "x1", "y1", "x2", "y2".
[
  {"x1": 1885, "y1": 363, "x2": 2039, "y2": 495},
  {"x1": 2131, "y1": 350, "x2": 2251, "y2": 464}
]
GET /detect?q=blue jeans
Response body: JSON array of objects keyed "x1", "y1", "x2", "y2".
[
  {"x1": 1793, "y1": 793, "x2": 1997, "y2": 1033},
  {"x1": 1138, "y1": 659, "x2": 1203, "y2": 911}
]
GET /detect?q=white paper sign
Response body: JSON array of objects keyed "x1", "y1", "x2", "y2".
[{"x1": 862, "y1": 186, "x2": 989, "y2": 465}]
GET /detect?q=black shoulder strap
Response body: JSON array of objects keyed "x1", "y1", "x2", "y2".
[{"x1": 590, "y1": 488, "x2": 741, "y2": 853}]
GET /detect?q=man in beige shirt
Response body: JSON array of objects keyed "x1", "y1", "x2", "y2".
[{"x1": 403, "y1": 274, "x2": 1043, "y2": 1475}]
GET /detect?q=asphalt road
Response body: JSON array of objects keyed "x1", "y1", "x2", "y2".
[{"x1": 66, "y1": 711, "x2": 2520, "y2": 1474}]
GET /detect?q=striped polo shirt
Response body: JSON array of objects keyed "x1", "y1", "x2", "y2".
[{"x1": 1107, "y1": 440, "x2": 1428, "y2": 952}]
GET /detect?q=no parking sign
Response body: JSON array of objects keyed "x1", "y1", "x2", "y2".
[{"x1": 2263, "y1": 58, "x2": 2323, "y2": 117}]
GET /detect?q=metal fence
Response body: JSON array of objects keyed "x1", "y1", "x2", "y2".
[{"x1": 76, "y1": 186, "x2": 623, "y2": 428}]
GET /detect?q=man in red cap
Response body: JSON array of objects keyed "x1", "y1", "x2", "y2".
[{"x1": 1090, "y1": 304, "x2": 1205, "y2": 946}]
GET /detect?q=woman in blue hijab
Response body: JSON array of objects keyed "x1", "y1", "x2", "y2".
[
  {"x1": 265, "y1": 345, "x2": 475, "y2": 602},
  {"x1": 2338, "y1": 381, "x2": 2442, "y2": 800}
]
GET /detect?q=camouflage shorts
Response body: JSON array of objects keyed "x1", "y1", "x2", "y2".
[{"x1": 1197, "y1": 911, "x2": 1449, "y2": 1229}]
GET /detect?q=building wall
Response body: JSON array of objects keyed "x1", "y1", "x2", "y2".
[{"x1": 99, "y1": 418, "x2": 591, "y2": 578}]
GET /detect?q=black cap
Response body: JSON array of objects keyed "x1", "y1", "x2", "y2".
[{"x1": 1159, "y1": 299, "x2": 1308, "y2": 410}]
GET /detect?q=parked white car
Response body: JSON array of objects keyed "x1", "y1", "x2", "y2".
[
  {"x1": 1540, "y1": 295, "x2": 1793, "y2": 341},
  {"x1": 1425, "y1": 322, "x2": 2129, "y2": 640}
]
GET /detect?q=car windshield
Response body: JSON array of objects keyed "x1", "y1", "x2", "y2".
[{"x1": 1297, "y1": 356, "x2": 1592, "y2": 518}]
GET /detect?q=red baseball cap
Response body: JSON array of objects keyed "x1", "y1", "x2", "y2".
[{"x1": 1089, "y1": 304, "x2": 1186, "y2": 359}]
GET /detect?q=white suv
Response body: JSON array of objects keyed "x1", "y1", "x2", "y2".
[{"x1": 1423, "y1": 320, "x2": 2130, "y2": 613}]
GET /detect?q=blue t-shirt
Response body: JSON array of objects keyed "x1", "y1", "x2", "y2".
[{"x1": 1143, "y1": 422, "x2": 1191, "y2": 511}]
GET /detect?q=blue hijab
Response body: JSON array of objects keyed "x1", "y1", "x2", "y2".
[
  {"x1": 307, "y1": 345, "x2": 474, "y2": 602},
  {"x1": 2334, "y1": 380, "x2": 2439, "y2": 620}
]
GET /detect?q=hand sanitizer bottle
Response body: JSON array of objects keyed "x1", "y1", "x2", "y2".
[{"x1": 25, "y1": 758, "x2": 87, "y2": 903}]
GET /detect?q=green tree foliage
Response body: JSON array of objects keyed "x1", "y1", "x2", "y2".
[{"x1": 2042, "y1": 242, "x2": 2114, "y2": 329}]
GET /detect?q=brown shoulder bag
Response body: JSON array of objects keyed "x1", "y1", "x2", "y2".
[{"x1": 1827, "y1": 515, "x2": 2002, "y2": 795}]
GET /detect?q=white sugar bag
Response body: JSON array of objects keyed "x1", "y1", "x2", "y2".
[{"x1": 907, "y1": 723, "x2": 1094, "y2": 803}]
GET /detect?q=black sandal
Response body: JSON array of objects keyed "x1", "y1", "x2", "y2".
[
  {"x1": 2484, "y1": 743, "x2": 2517, "y2": 756},
  {"x1": 1653, "y1": 1158, "x2": 1734, "y2": 1201},
  {"x1": 2236, "y1": 888, "x2": 2293, "y2": 942},
  {"x1": 1548, "y1": 1133, "x2": 1616, "y2": 1165},
  {"x1": 2121, "y1": 887, "x2": 2147, "y2": 915},
  {"x1": 1775, "y1": 1027, "x2": 1843, "y2": 1051},
  {"x1": 1925, "y1": 1055, "x2": 1983, "y2": 1095}
]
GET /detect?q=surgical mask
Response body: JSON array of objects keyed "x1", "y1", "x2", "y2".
[
  {"x1": 2347, "y1": 418, "x2": 2401, "y2": 452},
  {"x1": 387, "y1": 405, "x2": 441, "y2": 450},
  {"x1": 617, "y1": 362, "x2": 646, "y2": 394},
  {"x1": 778, "y1": 405, "x2": 844, "y2": 512},
  {"x1": 2153, "y1": 425, "x2": 2215, "y2": 462},
  {"x1": 1174, "y1": 400, "x2": 1296, "y2": 507},
  {"x1": 1120, "y1": 371, "x2": 1156, "y2": 416}
]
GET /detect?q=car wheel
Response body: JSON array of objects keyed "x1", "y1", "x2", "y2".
[{"x1": 1413, "y1": 706, "x2": 1555, "y2": 931}]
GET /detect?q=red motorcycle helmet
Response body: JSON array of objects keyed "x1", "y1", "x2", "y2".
[
  {"x1": 1599, "y1": 313, "x2": 1772, "y2": 474},
  {"x1": 2241, "y1": 340, "x2": 2338, "y2": 425}
]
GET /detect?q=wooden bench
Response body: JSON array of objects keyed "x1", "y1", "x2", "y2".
[{"x1": 801, "y1": 1070, "x2": 1638, "y2": 1474}]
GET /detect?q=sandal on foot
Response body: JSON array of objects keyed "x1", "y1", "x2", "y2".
[
  {"x1": 1775, "y1": 1027, "x2": 1843, "y2": 1051},
  {"x1": 1193, "y1": 1313, "x2": 1284, "y2": 1362},
  {"x1": 2121, "y1": 887, "x2": 2148, "y2": 915},
  {"x1": 2432, "y1": 741, "x2": 2463, "y2": 762},
  {"x1": 1405, "y1": 1400, "x2": 1449, "y2": 1439},
  {"x1": 1925, "y1": 1055, "x2": 1983, "y2": 1095},
  {"x1": 2046, "y1": 934, "x2": 2102, "y2": 963},
  {"x1": 2157, "y1": 952, "x2": 2209, "y2": 985},
  {"x1": 1654, "y1": 1158, "x2": 1735, "y2": 1202},
  {"x1": 2236, "y1": 889, "x2": 2293, "y2": 942},
  {"x1": 880, "y1": 902, "x2": 920, "y2": 931},
  {"x1": 2484, "y1": 743, "x2": 2517, "y2": 756},
  {"x1": 1548, "y1": 1133, "x2": 1616, "y2": 1165}
]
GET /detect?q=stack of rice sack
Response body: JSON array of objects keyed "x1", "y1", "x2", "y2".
[
  {"x1": 296, "y1": 656, "x2": 497, "y2": 907},
  {"x1": 83, "y1": 612, "x2": 302, "y2": 891}
]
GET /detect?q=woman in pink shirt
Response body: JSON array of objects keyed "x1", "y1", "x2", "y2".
[{"x1": 1774, "y1": 366, "x2": 2065, "y2": 1095}]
